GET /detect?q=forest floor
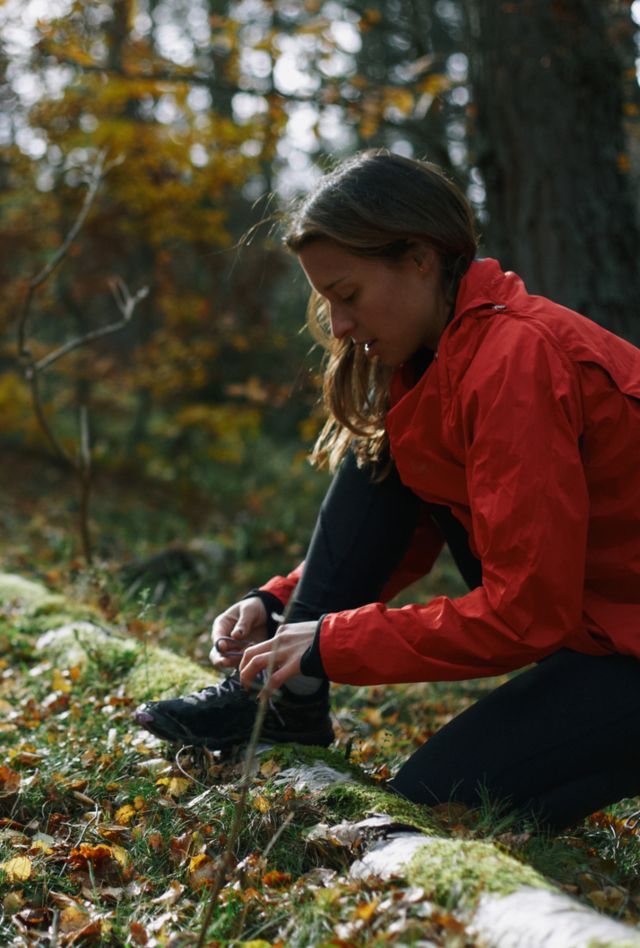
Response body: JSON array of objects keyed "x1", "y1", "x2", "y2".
[{"x1": 1, "y1": 454, "x2": 640, "y2": 945}]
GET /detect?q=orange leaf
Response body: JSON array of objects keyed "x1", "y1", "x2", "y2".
[
  {"x1": 68, "y1": 844, "x2": 114, "y2": 868},
  {"x1": 0, "y1": 765, "x2": 21, "y2": 794},
  {"x1": 129, "y1": 920, "x2": 148, "y2": 945},
  {"x1": 261, "y1": 870, "x2": 291, "y2": 888}
]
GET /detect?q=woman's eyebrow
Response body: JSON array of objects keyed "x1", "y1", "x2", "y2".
[{"x1": 322, "y1": 276, "x2": 347, "y2": 292}]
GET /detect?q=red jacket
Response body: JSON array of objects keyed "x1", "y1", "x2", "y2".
[{"x1": 262, "y1": 259, "x2": 640, "y2": 684}]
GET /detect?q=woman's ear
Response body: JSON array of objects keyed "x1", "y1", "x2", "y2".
[{"x1": 407, "y1": 240, "x2": 435, "y2": 273}]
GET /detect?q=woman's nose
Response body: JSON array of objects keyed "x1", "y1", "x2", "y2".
[{"x1": 329, "y1": 305, "x2": 356, "y2": 340}]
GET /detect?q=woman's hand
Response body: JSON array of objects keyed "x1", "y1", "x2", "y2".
[
  {"x1": 209, "y1": 597, "x2": 269, "y2": 669},
  {"x1": 239, "y1": 621, "x2": 317, "y2": 694}
]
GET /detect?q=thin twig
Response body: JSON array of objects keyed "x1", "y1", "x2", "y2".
[
  {"x1": 31, "y1": 282, "x2": 148, "y2": 374},
  {"x1": 262, "y1": 811, "x2": 295, "y2": 861},
  {"x1": 17, "y1": 151, "x2": 107, "y2": 358},
  {"x1": 28, "y1": 371, "x2": 72, "y2": 465},
  {"x1": 195, "y1": 641, "x2": 283, "y2": 948}
]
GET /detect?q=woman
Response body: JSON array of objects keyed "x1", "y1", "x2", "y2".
[{"x1": 135, "y1": 150, "x2": 640, "y2": 830}]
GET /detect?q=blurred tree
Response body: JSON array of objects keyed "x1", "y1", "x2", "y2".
[{"x1": 463, "y1": 0, "x2": 640, "y2": 338}]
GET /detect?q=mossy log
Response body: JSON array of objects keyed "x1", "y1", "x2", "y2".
[{"x1": 4, "y1": 571, "x2": 640, "y2": 947}]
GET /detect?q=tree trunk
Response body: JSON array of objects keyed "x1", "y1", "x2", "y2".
[{"x1": 464, "y1": 0, "x2": 640, "y2": 340}]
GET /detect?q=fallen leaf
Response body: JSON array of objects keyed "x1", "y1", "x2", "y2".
[
  {"x1": 147, "y1": 833, "x2": 164, "y2": 852},
  {"x1": 129, "y1": 920, "x2": 148, "y2": 945},
  {"x1": 188, "y1": 853, "x2": 216, "y2": 889},
  {"x1": 253, "y1": 794, "x2": 270, "y2": 813},
  {"x1": 587, "y1": 887, "x2": 627, "y2": 912},
  {"x1": 59, "y1": 904, "x2": 92, "y2": 934},
  {"x1": 115, "y1": 804, "x2": 136, "y2": 826},
  {"x1": 353, "y1": 899, "x2": 378, "y2": 922},
  {"x1": 152, "y1": 880, "x2": 184, "y2": 906},
  {"x1": 111, "y1": 844, "x2": 129, "y2": 869},
  {"x1": 51, "y1": 669, "x2": 72, "y2": 693},
  {"x1": 3, "y1": 890, "x2": 25, "y2": 915},
  {"x1": 259, "y1": 758, "x2": 281, "y2": 779},
  {"x1": 262, "y1": 870, "x2": 291, "y2": 888},
  {"x1": 98, "y1": 824, "x2": 131, "y2": 842},
  {"x1": 0, "y1": 765, "x2": 21, "y2": 795},
  {"x1": 1, "y1": 855, "x2": 32, "y2": 882},
  {"x1": 157, "y1": 776, "x2": 192, "y2": 797}
]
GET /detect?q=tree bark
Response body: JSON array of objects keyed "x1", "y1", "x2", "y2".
[{"x1": 464, "y1": 0, "x2": 640, "y2": 340}]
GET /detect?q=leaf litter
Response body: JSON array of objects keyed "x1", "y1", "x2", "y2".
[{"x1": 2, "y1": 604, "x2": 640, "y2": 944}]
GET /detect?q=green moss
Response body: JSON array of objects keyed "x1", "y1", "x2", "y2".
[
  {"x1": 262, "y1": 743, "x2": 363, "y2": 778},
  {"x1": 0, "y1": 572, "x2": 66, "y2": 613},
  {"x1": 124, "y1": 645, "x2": 213, "y2": 701},
  {"x1": 35, "y1": 621, "x2": 132, "y2": 668},
  {"x1": 319, "y1": 782, "x2": 439, "y2": 834},
  {"x1": 406, "y1": 837, "x2": 551, "y2": 908}
]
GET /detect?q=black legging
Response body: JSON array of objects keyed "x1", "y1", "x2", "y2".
[{"x1": 286, "y1": 451, "x2": 640, "y2": 830}]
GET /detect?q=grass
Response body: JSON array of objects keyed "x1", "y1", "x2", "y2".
[{"x1": 2, "y1": 449, "x2": 640, "y2": 943}]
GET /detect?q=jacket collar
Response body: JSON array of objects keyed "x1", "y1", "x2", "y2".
[{"x1": 452, "y1": 258, "x2": 525, "y2": 322}]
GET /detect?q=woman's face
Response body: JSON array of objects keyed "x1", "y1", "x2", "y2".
[{"x1": 298, "y1": 238, "x2": 449, "y2": 368}]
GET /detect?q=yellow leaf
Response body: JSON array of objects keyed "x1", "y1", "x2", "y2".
[
  {"x1": 59, "y1": 904, "x2": 92, "y2": 934},
  {"x1": 167, "y1": 777, "x2": 191, "y2": 798},
  {"x1": 51, "y1": 669, "x2": 72, "y2": 693},
  {"x1": 259, "y1": 758, "x2": 281, "y2": 779},
  {"x1": 1, "y1": 856, "x2": 33, "y2": 882},
  {"x1": 353, "y1": 898, "x2": 378, "y2": 922},
  {"x1": 3, "y1": 890, "x2": 25, "y2": 915},
  {"x1": 253, "y1": 795, "x2": 270, "y2": 813},
  {"x1": 188, "y1": 853, "x2": 216, "y2": 889},
  {"x1": 115, "y1": 804, "x2": 136, "y2": 826},
  {"x1": 111, "y1": 845, "x2": 129, "y2": 869}
]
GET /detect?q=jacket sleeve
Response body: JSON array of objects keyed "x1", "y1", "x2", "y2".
[
  {"x1": 318, "y1": 322, "x2": 603, "y2": 684},
  {"x1": 259, "y1": 563, "x2": 304, "y2": 606}
]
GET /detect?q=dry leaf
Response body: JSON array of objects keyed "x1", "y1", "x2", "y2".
[
  {"x1": 59, "y1": 904, "x2": 92, "y2": 934},
  {"x1": 253, "y1": 794, "x2": 270, "y2": 813},
  {"x1": 129, "y1": 920, "x2": 148, "y2": 945},
  {"x1": 152, "y1": 880, "x2": 184, "y2": 906},
  {"x1": 147, "y1": 833, "x2": 164, "y2": 852},
  {"x1": 51, "y1": 669, "x2": 72, "y2": 693},
  {"x1": 0, "y1": 765, "x2": 21, "y2": 795},
  {"x1": 1, "y1": 855, "x2": 32, "y2": 882},
  {"x1": 115, "y1": 804, "x2": 136, "y2": 826},
  {"x1": 3, "y1": 890, "x2": 25, "y2": 915},
  {"x1": 188, "y1": 853, "x2": 216, "y2": 889},
  {"x1": 259, "y1": 758, "x2": 281, "y2": 779},
  {"x1": 587, "y1": 887, "x2": 627, "y2": 912},
  {"x1": 68, "y1": 844, "x2": 115, "y2": 868},
  {"x1": 261, "y1": 869, "x2": 291, "y2": 888},
  {"x1": 157, "y1": 776, "x2": 191, "y2": 797}
]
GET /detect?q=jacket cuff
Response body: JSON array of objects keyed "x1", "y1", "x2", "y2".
[
  {"x1": 242, "y1": 589, "x2": 285, "y2": 639},
  {"x1": 300, "y1": 616, "x2": 328, "y2": 679}
]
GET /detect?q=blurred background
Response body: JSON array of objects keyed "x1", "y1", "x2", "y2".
[{"x1": 1, "y1": 0, "x2": 639, "y2": 652}]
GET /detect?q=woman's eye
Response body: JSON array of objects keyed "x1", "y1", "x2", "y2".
[{"x1": 342, "y1": 292, "x2": 357, "y2": 303}]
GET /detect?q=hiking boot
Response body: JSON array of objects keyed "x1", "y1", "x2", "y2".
[{"x1": 133, "y1": 672, "x2": 334, "y2": 749}]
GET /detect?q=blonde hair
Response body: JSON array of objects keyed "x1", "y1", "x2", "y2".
[{"x1": 284, "y1": 149, "x2": 478, "y2": 472}]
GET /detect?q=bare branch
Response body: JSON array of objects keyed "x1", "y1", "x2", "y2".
[
  {"x1": 32, "y1": 282, "x2": 148, "y2": 374},
  {"x1": 79, "y1": 404, "x2": 91, "y2": 475},
  {"x1": 18, "y1": 150, "x2": 107, "y2": 357},
  {"x1": 28, "y1": 372, "x2": 72, "y2": 466}
]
